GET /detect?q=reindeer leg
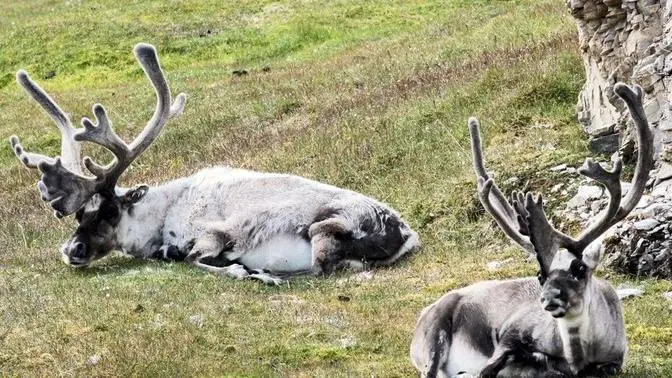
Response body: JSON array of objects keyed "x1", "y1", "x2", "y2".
[
  {"x1": 191, "y1": 260, "x2": 283, "y2": 285},
  {"x1": 184, "y1": 229, "x2": 284, "y2": 285},
  {"x1": 479, "y1": 346, "x2": 511, "y2": 378},
  {"x1": 150, "y1": 244, "x2": 187, "y2": 261},
  {"x1": 308, "y1": 218, "x2": 364, "y2": 275}
]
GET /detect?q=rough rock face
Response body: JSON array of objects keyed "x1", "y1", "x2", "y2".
[
  {"x1": 566, "y1": 179, "x2": 672, "y2": 278},
  {"x1": 566, "y1": 1, "x2": 671, "y2": 163},
  {"x1": 567, "y1": 0, "x2": 672, "y2": 278}
]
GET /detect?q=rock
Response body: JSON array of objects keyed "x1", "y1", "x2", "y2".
[
  {"x1": 650, "y1": 179, "x2": 672, "y2": 197},
  {"x1": 664, "y1": 291, "x2": 672, "y2": 300},
  {"x1": 633, "y1": 218, "x2": 660, "y2": 230},
  {"x1": 269, "y1": 294, "x2": 304, "y2": 305},
  {"x1": 638, "y1": 203, "x2": 669, "y2": 218},
  {"x1": 568, "y1": 185, "x2": 603, "y2": 209},
  {"x1": 86, "y1": 354, "x2": 101, "y2": 366},
  {"x1": 339, "y1": 336, "x2": 357, "y2": 348},
  {"x1": 654, "y1": 162, "x2": 672, "y2": 184},
  {"x1": 567, "y1": 0, "x2": 672, "y2": 160},
  {"x1": 188, "y1": 314, "x2": 205, "y2": 328},
  {"x1": 487, "y1": 258, "x2": 514, "y2": 271},
  {"x1": 563, "y1": 1, "x2": 672, "y2": 280},
  {"x1": 589, "y1": 133, "x2": 620, "y2": 154},
  {"x1": 550, "y1": 163, "x2": 568, "y2": 172},
  {"x1": 337, "y1": 294, "x2": 351, "y2": 302},
  {"x1": 616, "y1": 287, "x2": 645, "y2": 300}
]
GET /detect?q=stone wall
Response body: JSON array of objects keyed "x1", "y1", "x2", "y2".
[{"x1": 566, "y1": 0, "x2": 672, "y2": 278}]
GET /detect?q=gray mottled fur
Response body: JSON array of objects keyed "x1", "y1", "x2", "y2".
[
  {"x1": 112, "y1": 167, "x2": 419, "y2": 276},
  {"x1": 410, "y1": 276, "x2": 626, "y2": 377},
  {"x1": 62, "y1": 166, "x2": 420, "y2": 283}
]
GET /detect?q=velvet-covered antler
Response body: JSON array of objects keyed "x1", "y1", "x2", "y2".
[
  {"x1": 9, "y1": 43, "x2": 186, "y2": 217},
  {"x1": 469, "y1": 83, "x2": 653, "y2": 275}
]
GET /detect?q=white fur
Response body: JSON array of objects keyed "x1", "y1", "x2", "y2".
[
  {"x1": 549, "y1": 249, "x2": 574, "y2": 271},
  {"x1": 446, "y1": 333, "x2": 490, "y2": 376},
  {"x1": 236, "y1": 234, "x2": 312, "y2": 273}
]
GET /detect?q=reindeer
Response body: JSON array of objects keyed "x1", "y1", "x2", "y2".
[
  {"x1": 9, "y1": 43, "x2": 420, "y2": 285},
  {"x1": 410, "y1": 83, "x2": 653, "y2": 377}
]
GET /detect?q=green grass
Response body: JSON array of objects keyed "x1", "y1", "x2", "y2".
[{"x1": 1, "y1": 0, "x2": 671, "y2": 376}]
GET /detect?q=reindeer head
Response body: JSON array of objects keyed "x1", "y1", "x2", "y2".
[
  {"x1": 470, "y1": 83, "x2": 653, "y2": 319},
  {"x1": 10, "y1": 44, "x2": 186, "y2": 267}
]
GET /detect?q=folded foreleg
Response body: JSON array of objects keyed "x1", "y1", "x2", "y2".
[{"x1": 192, "y1": 260, "x2": 283, "y2": 285}]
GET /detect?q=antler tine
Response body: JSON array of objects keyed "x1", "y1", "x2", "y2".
[
  {"x1": 12, "y1": 70, "x2": 82, "y2": 174},
  {"x1": 469, "y1": 118, "x2": 535, "y2": 254},
  {"x1": 572, "y1": 158, "x2": 623, "y2": 252},
  {"x1": 127, "y1": 43, "x2": 186, "y2": 156},
  {"x1": 572, "y1": 83, "x2": 653, "y2": 253},
  {"x1": 522, "y1": 193, "x2": 561, "y2": 275},
  {"x1": 73, "y1": 43, "x2": 187, "y2": 187},
  {"x1": 9, "y1": 135, "x2": 54, "y2": 168},
  {"x1": 470, "y1": 118, "x2": 516, "y2": 219},
  {"x1": 80, "y1": 105, "x2": 129, "y2": 158}
]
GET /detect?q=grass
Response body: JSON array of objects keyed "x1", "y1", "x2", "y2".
[{"x1": 1, "y1": 0, "x2": 671, "y2": 376}]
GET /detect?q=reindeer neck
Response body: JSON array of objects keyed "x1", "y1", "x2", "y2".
[
  {"x1": 115, "y1": 178, "x2": 190, "y2": 257},
  {"x1": 555, "y1": 277, "x2": 605, "y2": 372}
]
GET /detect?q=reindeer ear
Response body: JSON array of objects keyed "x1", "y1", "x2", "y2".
[{"x1": 121, "y1": 184, "x2": 149, "y2": 206}]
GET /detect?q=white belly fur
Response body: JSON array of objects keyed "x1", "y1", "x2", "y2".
[
  {"x1": 236, "y1": 234, "x2": 312, "y2": 273},
  {"x1": 446, "y1": 333, "x2": 490, "y2": 376}
]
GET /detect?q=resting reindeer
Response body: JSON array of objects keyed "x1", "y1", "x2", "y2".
[
  {"x1": 410, "y1": 83, "x2": 653, "y2": 377},
  {"x1": 9, "y1": 43, "x2": 419, "y2": 285}
]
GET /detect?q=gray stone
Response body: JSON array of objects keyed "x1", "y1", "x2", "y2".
[
  {"x1": 653, "y1": 161, "x2": 672, "y2": 184},
  {"x1": 487, "y1": 258, "x2": 514, "y2": 271},
  {"x1": 550, "y1": 163, "x2": 568, "y2": 172},
  {"x1": 188, "y1": 314, "x2": 205, "y2": 328},
  {"x1": 568, "y1": 185, "x2": 604, "y2": 209},
  {"x1": 86, "y1": 354, "x2": 102, "y2": 366},
  {"x1": 616, "y1": 287, "x2": 645, "y2": 300},
  {"x1": 633, "y1": 218, "x2": 661, "y2": 230},
  {"x1": 589, "y1": 133, "x2": 620, "y2": 153}
]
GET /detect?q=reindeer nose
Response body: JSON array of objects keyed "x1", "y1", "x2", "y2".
[
  {"x1": 541, "y1": 288, "x2": 563, "y2": 310},
  {"x1": 547, "y1": 288, "x2": 562, "y2": 299},
  {"x1": 70, "y1": 242, "x2": 87, "y2": 258}
]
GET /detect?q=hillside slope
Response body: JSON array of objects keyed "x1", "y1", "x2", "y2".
[{"x1": 0, "y1": 1, "x2": 670, "y2": 376}]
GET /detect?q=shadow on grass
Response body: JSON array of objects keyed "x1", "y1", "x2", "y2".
[{"x1": 68, "y1": 253, "x2": 178, "y2": 277}]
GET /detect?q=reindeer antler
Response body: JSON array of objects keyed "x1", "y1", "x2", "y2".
[
  {"x1": 470, "y1": 83, "x2": 653, "y2": 273},
  {"x1": 469, "y1": 118, "x2": 535, "y2": 254},
  {"x1": 9, "y1": 43, "x2": 187, "y2": 217},
  {"x1": 10, "y1": 70, "x2": 82, "y2": 174}
]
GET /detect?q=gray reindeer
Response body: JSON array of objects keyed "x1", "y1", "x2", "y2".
[
  {"x1": 410, "y1": 83, "x2": 653, "y2": 377},
  {"x1": 9, "y1": 43, "x2": 419, "y2": 284}
]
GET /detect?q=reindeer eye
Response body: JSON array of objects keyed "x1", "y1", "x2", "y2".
[{"x1": 569, "y1": 259, "x2": 587, "y2": 280}]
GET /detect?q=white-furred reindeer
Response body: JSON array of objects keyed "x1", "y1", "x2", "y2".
[
  {"x1": 410, "y1": 83, "x2": 653, "y2": 377},
  {"x1": 9, "y1": 43, "x2": 419, "y2": 284}
]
